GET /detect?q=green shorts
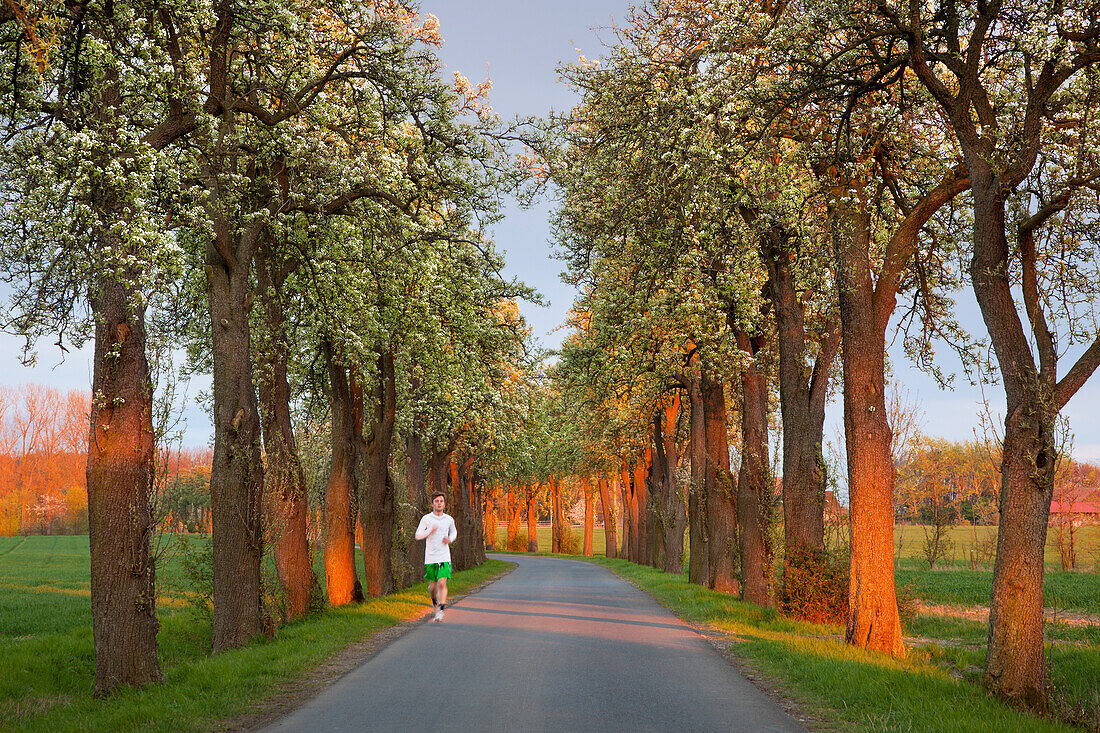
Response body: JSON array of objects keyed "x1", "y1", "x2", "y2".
[{"x1": 425, "y1": 562, "x2": 452, "y2": 582}]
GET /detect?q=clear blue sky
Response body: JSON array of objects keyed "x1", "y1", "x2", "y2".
[{"x1": 1, "y1": 0, "x2": 1098, "y2": 464}]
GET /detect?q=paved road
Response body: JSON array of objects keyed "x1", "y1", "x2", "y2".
[{"x1": 264, "y1": 554, "x2": 805, "y2": 733}]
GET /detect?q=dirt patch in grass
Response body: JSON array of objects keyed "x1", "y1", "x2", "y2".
[{"x1": 914, "y1": 600, "x2": 1100, "y2": 628}]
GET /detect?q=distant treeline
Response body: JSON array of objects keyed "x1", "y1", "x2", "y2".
[
  {"x1": 895, "y1": 437, "x2": 1100, "y2": 525},
  {"x1": 0, "y1": 383, "x2": 211, "y2": 535}
]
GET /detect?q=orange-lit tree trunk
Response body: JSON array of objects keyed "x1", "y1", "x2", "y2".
[
  {"x1": 550, "y1": 475, "x2": 562, "y2": 553},
  {"x1": 87, "y1": 273, "x2": 162, "y2": 693},
  {"x1": 256, "y1": 242, "x2": 316, "y2": 621},
  {"x1": 634, "y1": 450, "x2": 651, "y2": 566},
  {"x1": 322, "y1": 342, "x2": 363, "y2": 606},
  {"x1": 736, "y1": 331, "x2": 773, "y2": 607},
  {"x1": 526, "y1": 485, "x2": 539, "y2": 552},
  {"x1": 483, "y1": 485, "x2": 497, "y2": 551},
  {"x1": 598, "y1": 477, "x2": 618, "y2": 559},
  {"x1": 687, "y1": 368, "x2": 709, "y2": 585},
  {"x1": 582, "y1": 477, "x2": 594, "y2": 556},
  {"x1": 703, "y1": 370, "x2": 738, "y2": 593},
  {"x1": 507, "y1": 487, "x2": 521, "y2": 547},
  {"x1": 831, "y1": 194, "x2": 903, "y2": 656},
  {"x1": 361, "y1": 349, "x2": 396, "y2": 596}
]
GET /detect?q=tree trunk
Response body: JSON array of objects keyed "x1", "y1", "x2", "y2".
[
  {"x1": 256, "y1": 245, "x2": 316, "y2": 621},
  {"x1": 551, "y1": 476, "x2": 562, "y2": 553},
  {"x1": 832, "y1": 198, "x2": 904, "y2": 657},
  {"x1": 526, "y1": 487, "x2": 539, "y2": 552},
  {"x1": 206, "y1": 238, "x2": 264, "y2": 652},
  {"x1": 582, "y1": 477, "x2": 594, "y2": 557},
  {"x1": 635, "y1": 450, "x2": 651, "y2": 566},
  {"x1": 662, "y1": 395, "x2": 686, "y2": 574},
  {"x1": 620, "y1": 464, "x2": 636, "y2": 562},
  {"x1": 971, "y1": 185, "x2": 1057, "y2": 707},
  {"x1": 687, "y1": 371, "x2": 709, "y2": 585},
  {"x1": 598, "y1": 477, "x2": 618, "y2": 559},
  {"x1": 404, "y1": 430, "x2": 427, "y2": 586},
  {"x1": 483, "y1": 485, "x2": 497, "y2": 551},
  {"x1": 507, "y1": 487, "x2": 521, "y2": 547},
  {"x1": 469, "y1": 468, "x2": 487, "y2": 565},
  {"x1": 986, "y1": 403, "x2": 1055, "y2": 707},
  {"x1": 737, "y1": 333, "x2": 773, "y2": 607},
  {"x1": 452, "y1": 456, "x2": 479, "y2": 570},
  {"x1": 87, "y1": 273, "x2": 162, "y2": 693},
  {"x1": 762, "y1": 230, "x2": 837, "y2": 565},
  {"x1": 361, "y1": 348, "x2": 396, "y2": 596},
  {"x1": 322, "y1": 342, "x2": 363, "y2": 606},
  {"x1": 703, "y1": 370, "x2": 738, "y2": 593}
]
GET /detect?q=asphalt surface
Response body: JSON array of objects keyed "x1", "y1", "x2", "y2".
[{"x1": 263, "y1": 554, "x2": 806, "y2": 733}]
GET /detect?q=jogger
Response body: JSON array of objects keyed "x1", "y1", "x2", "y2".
[{"x1": 415, "y1": 491, "x2": 458, "y2": 622}]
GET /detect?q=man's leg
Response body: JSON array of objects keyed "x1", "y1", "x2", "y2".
[
  {"x1": 428, "y1": 579, "x2": 438, "y2": 609},
  {"x1": 436, "y1": 577, "x2": 448, "y2": 608}
]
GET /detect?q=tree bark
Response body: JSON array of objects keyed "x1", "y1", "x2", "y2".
[
  {"x1": 582, "y1": 477, "x2": 595, "y2": 556},
  {"x1": 761, "y1": 229, "x2": 837, "y2": 564},
  {"x1": 687, "y1": 370, "x2": 709, "y2": 585},
  {"x1": 507, "y1": 487, "x2": 522, "y2": 547},
  {"x1": 322, "y1": 342, "x2": 363, "y2": 606},
  {"x1": 404, "y1": 430, "x2": 427, "y2": 586},
  {"x1": 831, "y1": 196, "x2": 904, "y2": 657},
  {"x1": 451, "y1": 456, "x2": 478, "y2": 570},
  {"x1": 620, "y1": 463, "x2": 636, "y2": 562},
  {"x1": 469, "y1": 468, "x2": 487, "y2": 565},
  {"x1": 255, "y1": 244, "x2": 315, "y2": 621},
  {"x1": 526, "y1": 486, "x2": 539, "y2": 552},
  {"x1": 551, "y1": 475, "x2": 562, "y2": 553},
  {"x1": 206, "y1": 235, "x2": 265, "y2": 652},
  {"x1": 971, "y1": 184, "x2": 1057, "y2": 707},
  {"x1": 483, "y1": 484, "x2": 497, "y2": 551},
  {"x1": 736, "y1": 332, "x2": 773, "y2": 607},
  {"x1": 598, "y1": 477, "x2": 618, "y2": 559},
  {"x1": 702, "y1": 370, "x2": 738, "y2": 593},
  {"x1": 635, "y1": 449, "x2": 651, "y2": 566},
  {"x1": 361, "y1": 348, "x2": 396, "y2": 596},
  {"x1": 87, "y1": 273, "x2": 162, "y2": 694}
]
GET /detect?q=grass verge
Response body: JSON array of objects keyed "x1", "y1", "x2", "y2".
[
  {"x1": 551, "y1": 553, "x2": 1088, "y2": 732},
  {"x1": 1, "y1": 542, "x2": 511, "y2": 733}
]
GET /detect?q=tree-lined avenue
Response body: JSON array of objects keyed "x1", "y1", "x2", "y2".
[{"x1": 264, "y1": 555, "x2": 804, "y2": 732}]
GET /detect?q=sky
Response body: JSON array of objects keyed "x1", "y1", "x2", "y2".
[{"x1": 1, "y1": 0, "x2": 1098, "y2": 464}]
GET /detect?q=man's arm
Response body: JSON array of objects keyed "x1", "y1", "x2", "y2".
[{"x1": 414, "y1": 516, "x2": 433, "y2": 540}]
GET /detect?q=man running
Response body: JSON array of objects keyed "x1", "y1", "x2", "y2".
[{"x1": 415, "y1": 491, "x2": 458, "y2": 622}]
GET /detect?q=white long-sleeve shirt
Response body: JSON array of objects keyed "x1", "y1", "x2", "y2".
[{"x1": 415, "y1": 511, "x2": 458, "y2": 564}]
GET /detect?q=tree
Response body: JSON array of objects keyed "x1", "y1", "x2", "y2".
[
  {"x1": 0, "y1": 0, "x2": 199, "y2": 690},
  {"x1": 887, "y1": 0, "x2": 1100, "y2": 705}
]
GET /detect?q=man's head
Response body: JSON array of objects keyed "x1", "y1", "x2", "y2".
[{"x1": 431, "y1": 492, "x2": 446, "y2": 513}]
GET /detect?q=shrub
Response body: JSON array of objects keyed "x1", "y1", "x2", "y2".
[
  {"x1": 505, "y1": 530, "x2": 527, "y2": 551},
  {"x1": 559, "y1": 526, "x2": 581, "y2": 555},
  {"x1": 777, "y1": 546, "x2": 848, "y2": 625}
]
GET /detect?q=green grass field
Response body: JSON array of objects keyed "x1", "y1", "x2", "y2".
[
  {"x1": 3, "y1": 528, "x2": 1097, "y2": 732},
  {"x1": 0, "y1": 535, "x2": 508, "y2": 733}
]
